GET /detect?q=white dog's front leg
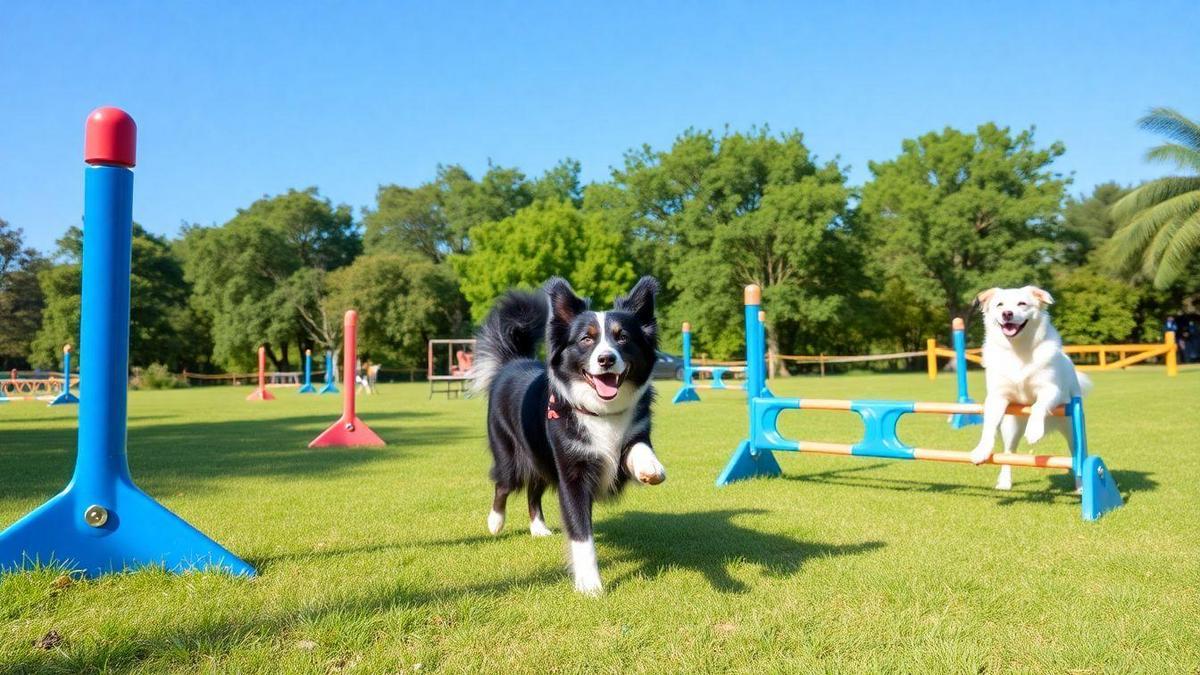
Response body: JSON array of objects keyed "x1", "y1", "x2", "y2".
[
  {"x1": 970, "y1": 395, "x2": 1011, "y2": 464},
  {"x1": 570, "y1": 538, "x2": 603, "y2": 595},
  {"x1": 1023, "y1": 386, "x2": 1061, "y2": 445},
  {"x1": 624, "y1": 442, "x2": 666, "y2": 485}
]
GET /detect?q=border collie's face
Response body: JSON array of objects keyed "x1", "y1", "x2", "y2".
[
  {"x1": 978, "y1": 286, "x2": 1054, "y2": 340},
  {"x1": 545, "y1": 276, "x2": 659, "y2": 413}
]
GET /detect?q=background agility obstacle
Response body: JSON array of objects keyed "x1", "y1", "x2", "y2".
[
  {"x1": 717, "y1": 285, "x2": 1124, "y2": 522},
  {"x1": 673, "y1": 322, "x2": 747, "y2": 403}
]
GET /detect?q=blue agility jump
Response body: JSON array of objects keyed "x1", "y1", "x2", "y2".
[
  {"x1": 298, "y1": 348, "x2": 316, "y2": 393},
  {"x1": 47, "y1": 344, "x2": 80, "y2": 406},
  {"x1": 0, "y1": 108, "x2": 254, "y2": 577},
  {"x1": 715, "y1": 284, "x2": 1124, "y2": 521},
  {"x1": 673, "y1": 321, "x2": 751, "y2": 404},
  {"x1": 318, "y1": 350, "x2": 338, "y2": 394},
  {"x1": 948, "y1": 318, "x2": 982, "y2": 428}
]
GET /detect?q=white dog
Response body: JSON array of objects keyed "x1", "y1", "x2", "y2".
[{"x1": 968, "y1": 286, "x2": 1088, "y2": 490}]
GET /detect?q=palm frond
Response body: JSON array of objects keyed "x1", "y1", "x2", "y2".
[
  {"x1": 1139, "y1": 107, "x2": 1200, "y2": 151},
  {"x1": 1110, "y1": 176, "x2": 1200, "y2": 222},
  {"x1": 1145, "y1": 142, "x2": 1200, "y2": 172},
  {"x1": 1108, "y1": 190, "x2": 1200, "y2": 270},
  {"x1": 1141, "y1": 206, "x2": 1192, "y2": 275},
  {"x1": 1152, "y1": 210, "x2": 1200, "y2": 288}
]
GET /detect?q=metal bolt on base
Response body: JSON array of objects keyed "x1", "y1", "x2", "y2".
[{"x1": 84, "y1": 505, "x2": 108, "y2": 528}]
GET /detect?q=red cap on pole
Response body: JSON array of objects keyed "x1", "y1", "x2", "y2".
[{"x1": 84, "y1": 107, "x2": 137, "y2": 167}]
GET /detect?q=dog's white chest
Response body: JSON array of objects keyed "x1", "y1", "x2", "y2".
[{"x1": 575, "y1": 413, "x2": 631, "y2": 490}]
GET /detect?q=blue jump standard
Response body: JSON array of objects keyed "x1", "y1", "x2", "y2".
[
  {"x1": 48, "y1": 349, "x2": 80, "y2": 406},
  {"x1": 0, "y1": 109, "x2": 253, "y2": 578},
  {"x1": 949, "y1": 323, "x2": 981, "y2": 428},
  {"x1": 318, "y1": 351, "x2": 338, "y2": 394},
  {"x1": 298, "y1": 351, "x2": 316, "y2": 393}
]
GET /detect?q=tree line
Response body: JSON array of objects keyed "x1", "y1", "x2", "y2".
[{"x1": 2, "y1": 111, "x2": 1197, "y2": 374}]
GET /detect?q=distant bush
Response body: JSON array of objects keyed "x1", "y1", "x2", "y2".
[{"x1": 131, "y1": 363, "x2": 184, "y2": 390}]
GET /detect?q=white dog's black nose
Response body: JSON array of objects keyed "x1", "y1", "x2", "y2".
[
  {"x1": 596, "y1": 351, "x2": 616, "y2": 369},
  {"x1": 1001, "y1": 310, "x2": 1014, "y2": 321}
]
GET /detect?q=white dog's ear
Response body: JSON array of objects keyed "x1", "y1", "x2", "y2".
[
  {"x1": 976, "y1": 288, "x2": 1000, "y2": 307},
  {"x1": 1024, "y1": 286, "x2": 1054, "y2": 305}
]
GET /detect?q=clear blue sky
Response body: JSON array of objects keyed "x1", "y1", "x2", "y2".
[{"x1": 3, "y1": 1, "x2": 1198, "y2": 253}]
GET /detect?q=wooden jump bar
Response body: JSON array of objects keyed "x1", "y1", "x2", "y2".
[
  {"x1": 795, "y1": 441, "x2": 1073, "y2": 469},
  {"x1": 787, "y1": 398, "x2": 1066, "y2": 417}
]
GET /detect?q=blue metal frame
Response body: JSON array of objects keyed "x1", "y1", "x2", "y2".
[
  {"x1": 48, "y1": 348, "x2": 80, "y2": 406},
  {"x1": 298, "y1": 350, "x2": 316, "y2": 393},
  {"x1": 0, "y1": 135, "x2": 254, "y2": 578},
  {"x1": 949, "y1": 322, "x2": 981, "y2": 428},
  {"x1": 317, "y1": 351, "x2": 338, "y2": 394},
  {"x1": 672, "y1": 328, "x2": 700, "y2": 403},
  {"x1": 716, "y1": 287, "x2": 1123, "y2": 521}
]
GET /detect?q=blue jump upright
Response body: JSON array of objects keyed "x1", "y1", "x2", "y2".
[
  {"x1": 318, "y1": 351, "x2": 338, "y2": 394},
  {"x1": 48, "y1": 344, "x2": 80, "y2": 406},
  {"x1": 672, "y1": 320, "x2": 755, "y2": 404},
  {"x1": 948, "y1": 318, "x2": 982, "y2": 428},
  {"x1": 297, "y1": 348, "x2": 316, "y2": 393},
  {"x1": 715, "y1": 284, "x2": 1123, "y2": 522},
  {"x1": 0, "y1": 108, "x2": 254, "y2": 577}
]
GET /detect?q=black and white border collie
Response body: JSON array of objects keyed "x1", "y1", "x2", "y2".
[{"x1": 471, "y1": 276, "x2": 667, "y2": 595}]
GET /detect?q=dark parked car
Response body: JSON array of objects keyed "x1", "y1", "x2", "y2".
[{"x1": 653, "y1": 351, "x2": 684, "y2": 380}]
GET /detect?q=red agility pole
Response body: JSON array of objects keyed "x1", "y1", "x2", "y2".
[
  {"x1": 309, "y1": 310, "x2": 385, "y2": 447},
  {"x1": 246, "y1": 345, "x2": 275, "y2": 401}
]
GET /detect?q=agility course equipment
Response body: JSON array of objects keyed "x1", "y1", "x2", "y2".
[
  {"x1": 298, "y1": 348, "x2": 316, "y2": 393},
  {"x1": 245, "y1": 346, "x2": 275, "y2": 401},
  {"x1": 48, "y1": 344, "x2": 81, "y2": 406},
  {"x1": 673, "y1": 322, "x2": 747, "y2": 404},
  {"x1": 0, "y1": 107, "x2": 254, "y2": 577},
  {"x1": 946, "y1": 318, "x2": 981, "y2": 428},
  {"x1": 428, "y1": 338, "x2": 475, "y2": 398},
  {"x1": 927, "y1": 330, "x2": 1178, "y2": 377},
  {"x1": 2, "y1": 364, "x2": 80, "y2": 403},
  {"x1": 318, "y1": 350, "x2": 338, "y2": 394},
  {"x1": 309, "y1": 310, "x2": 385, "y2": 447},
  {"x1": 716, "y1": 284, "x2": 1124, "y2": 522}
]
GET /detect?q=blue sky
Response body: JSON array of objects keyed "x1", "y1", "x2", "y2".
[{"x1": 3, "y1": 1, "x2": 1198, "y2": 253}]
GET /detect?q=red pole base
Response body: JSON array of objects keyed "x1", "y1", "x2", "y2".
[
  {"x1": 308, "y1": 415, "x2": 385, "y2": 448},
  {"x1": 246, "y1": 388, "x2": 275, "y2": 401}
]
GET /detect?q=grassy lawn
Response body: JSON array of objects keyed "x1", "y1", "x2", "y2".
[{"x1": 2, "y1": 367, "x2": 1198, "y2": 673}]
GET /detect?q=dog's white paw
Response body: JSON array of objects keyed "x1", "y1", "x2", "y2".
[
  {"x1": 529, "y1": 517, "x2": 553, "y2": 537},
  {"x1": 1024, "y1": 417, "x2": 1045, "y2": 444},
  {"x1": 487, "y1": 509, "x2": 505, "y2": 535},
  {"x1": 969, "y1": 444, "x2": 993, "y2": 465},
  {"x1": 995, "y1": 466, "x2": 1013, "y2": 491},
  {"x1": 574, "y1": 572, "x2": 603, "y2": 596},
  {"x1": 626, "y1": 442, "x2": 666, "y2": 485}
]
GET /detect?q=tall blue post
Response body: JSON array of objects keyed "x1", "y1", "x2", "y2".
[
  {"x1": 948, "y1": 318, "x2": 981, "y2": 428},
  {"x1": 0, "y1": 107, "x2": 253, "y2": 578},
  {"x1": 297, "y1": 348, "x2": 316, "y2": 393},
  {"x1": 48, "y1": 344, "x2": 80, "y2": 406},
  {"x1": 716, "y1": 284, "x2": 781, "y2": 485},
  {"x1": 318, "y1": 350, "x2": 338, "y2": 394},
  {"x1": 672, "y1": 322, "x2": 700, "y2": 403}
]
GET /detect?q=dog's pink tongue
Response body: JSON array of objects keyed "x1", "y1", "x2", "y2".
[{"x1": 594, "y1": 374, "x2": 620, "y2": 399}]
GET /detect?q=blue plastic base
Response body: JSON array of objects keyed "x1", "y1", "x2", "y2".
[
  {"x1": 716, "y1": 439, "x2": 782, "y2": 486},
  {"x1": 1081, "y1": 456, "x2": 1123, "y2": 521},
  {"x1": 949, "y1": 412, "x2": 982, "y2": 428},
  {"x1": 48, "y1": 392, "x2": 80, "y2": 406},
  {"x1": 673, "y1": 386, "x2": 700, "y2": 404},
  {"x1": 0, "y1": 476, "x2": 255, "y2": 578},
  {"x1": 297, "y1": 384, "x2": 316, "y2": 394},
  {"x1": 317, "y1": 383, "x2": 338, "y2": 395}
]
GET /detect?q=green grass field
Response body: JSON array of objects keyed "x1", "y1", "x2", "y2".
[{"x1": 2, "y1": 368, "x2": 1198, "y2": 673}]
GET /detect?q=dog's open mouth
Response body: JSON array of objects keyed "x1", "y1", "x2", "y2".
[
  {"x1": 584, "y1": 371, "x2": 625, "y2": 401},
  {"x1": 999, "y1": 320, "x2": 1027, "y2": 337}
]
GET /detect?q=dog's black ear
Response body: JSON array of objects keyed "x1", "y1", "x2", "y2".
[
  {"x1": 544, "y1": 277, "x2": 587, "y2": 326},
  {"x1": 615, "y1": 276, "x2": 659, "y2": 337}
]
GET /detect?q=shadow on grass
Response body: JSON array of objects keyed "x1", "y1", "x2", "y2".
[
  {"x1": 597, "y1": 509, "x2": 884, "y2": 593},
  {"x1": 0, "y1": 410, "x2": 474, "y2": 502},
  {"x1": 781, "y1": 461, "x2": 1158, "y2": 507},
  {"x1": 2, "y1": 567, "x2": 565, "y2": 674}
]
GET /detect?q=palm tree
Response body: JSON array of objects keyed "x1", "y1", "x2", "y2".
[{"x1": 1109, "y1": 107, "x2": 1200, "y2": 288}]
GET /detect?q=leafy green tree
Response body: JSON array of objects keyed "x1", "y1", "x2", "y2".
[
  {"x1": 1061, "y1": 182, "x2": 1128, "y2": 265},
  {"x1": 30, "y1": 225, "x2": 197, "y2": 369},
  {"x1": 0, "y1": 220, "x2": 47, "y2": 368},
  {"x1": 182, "y1": 188, "x2": 360, "y2": 370},
  {"x1": 1052, "y1": 269, "x2": 1141, "y2": 343},
  {"x1": 324, "y1": 253, "x2": 468, "y2": 368},
  {"x1": 860, "y1": 124, "x2": 1068, "y2": 337},
  {"x1": 453, "y1": 199, "x2": 636, "y2": 321},
  {"x1": 1109, "y1": 107, "x2": 1200, "y2": 288}
]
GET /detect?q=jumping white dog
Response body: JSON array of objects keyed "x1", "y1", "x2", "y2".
[{"x1": 968, "y1": 286, "x2": 1089, "y2": 490}]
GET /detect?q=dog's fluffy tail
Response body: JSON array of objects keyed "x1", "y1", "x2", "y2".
[
  {"x1": 1075, "y1": 370, "x2": 1093, "y2": 397},
  {"x1": 470, "y1": 289, "x2": 548, "y2": 397}
]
